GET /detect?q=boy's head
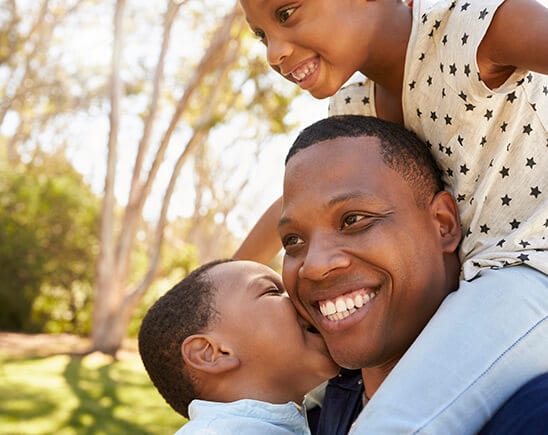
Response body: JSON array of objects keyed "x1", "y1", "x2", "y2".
[
  {"x1": 240, "y1": 0, "x2": 411, "y2": 99},
  {"x1": 139, "y1": 259, "x2": 338, "y2": 418}
]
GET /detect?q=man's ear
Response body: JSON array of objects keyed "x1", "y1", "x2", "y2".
[
  {"x1": 430, "y1": 191, "x2": 462, "y2": 253},
  {"x1": 181, "y1": 334, "x2": 240, "y2": 374}
]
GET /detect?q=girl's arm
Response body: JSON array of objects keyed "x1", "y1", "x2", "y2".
[
  {"x1": 233, "y1": 196, "x2": 283, "y2": 264},
  {"x1": 478, "y1": 0, "x2": 548, "y2": 88}
]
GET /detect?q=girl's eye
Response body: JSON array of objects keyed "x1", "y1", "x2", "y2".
[
  {"x1": 276, "y1": 7, "x2": 296, "y2": 23},
  {"x1": 253, "y1": 28, "x2": 266, "y2": 41},
  {"x1": 341, "y1": 213, "x2": 367, "y2": 229},
  {"x1": 282, "y1": 234, "x2": 304, "y2": 248}
]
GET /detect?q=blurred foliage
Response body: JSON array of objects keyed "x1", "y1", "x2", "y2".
[{"x1": 0, "y1": 145, "x2": 100, "y2": 332}]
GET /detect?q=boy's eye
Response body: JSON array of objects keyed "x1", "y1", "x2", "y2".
[
  {"x1": 276, "y1": 7, "x2": 296, "y2": 23},
  {"x1": 265, "y1": 286, "x2": 286, "y2": 296}
]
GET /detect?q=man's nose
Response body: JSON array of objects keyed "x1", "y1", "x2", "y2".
[
  {"x1": 298, "y1": 236, "x2": 350, "y2": 281},
  {"x1": 267, "y1": 36, "x2": 292, "y2": 68}
]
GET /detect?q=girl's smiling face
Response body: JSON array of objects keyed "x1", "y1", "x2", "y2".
[{"x1": 239, "y1": 0, "x2": 383, "y2": 99}]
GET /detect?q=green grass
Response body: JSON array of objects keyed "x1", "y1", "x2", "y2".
[{"x1": 0, "y1": 351, "x2": 186, "y2": 434}]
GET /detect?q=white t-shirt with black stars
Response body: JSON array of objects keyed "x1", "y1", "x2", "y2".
[{"x1": 329, "y1": 0, "x2": 547, "y2": 280}]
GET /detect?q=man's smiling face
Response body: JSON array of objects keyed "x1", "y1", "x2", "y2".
[{"x1": 279, "y1": 136, "x2": 456, "y2": 370}]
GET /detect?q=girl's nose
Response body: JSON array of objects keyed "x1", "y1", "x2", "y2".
[{"x1": 266, "y1": 36, "x2": 292, "y2": 68}]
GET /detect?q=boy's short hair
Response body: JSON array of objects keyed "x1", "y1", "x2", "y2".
[
  {"x1": 286, "y1": 115, "x2": 444, "y2": 207},
  {"x1": 138, "y1": 258, "x2": 235, "y2": 418}
]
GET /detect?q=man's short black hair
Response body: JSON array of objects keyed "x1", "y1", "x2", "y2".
[
  {"x1": 138, "y1": 258, "x2": 235, "y2": 419},
  {"x1": 286, "y1": 115, "x2": 444, "y2": 207}
]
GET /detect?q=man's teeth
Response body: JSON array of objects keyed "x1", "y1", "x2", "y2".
[
  {"x1": 319, "y1": 291, "x2": 377, "y2": 321},
  {"x1": 290, "y1": 62, "x2": 318, "y2": 82}
]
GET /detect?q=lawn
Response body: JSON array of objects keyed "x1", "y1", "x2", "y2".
[{"x1": 0, "y1": 333, "x2": 185, "y2": 435}]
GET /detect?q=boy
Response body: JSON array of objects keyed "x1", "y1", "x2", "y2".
[
  {"x1": 138, "y1": 259, "x2": 338, "y2": 434},
  {"x1": 237, "y1": 0, "x2": 548, "y2": 432}
]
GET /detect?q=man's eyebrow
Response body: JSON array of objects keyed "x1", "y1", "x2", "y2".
[
  {"x1": 326, "y1": 191, "x2": 381, "y2": 207},
  {"x1": 278, "y1": 191, "x2": 382, "y2": 229}
]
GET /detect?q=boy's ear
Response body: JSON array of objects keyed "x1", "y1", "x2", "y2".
[
  {"x1": 430, "y1": 191, "x2": 462, "y2": 253},
  {"x1": 181, "y1": 334, "x2": 240, "y2": 374}
]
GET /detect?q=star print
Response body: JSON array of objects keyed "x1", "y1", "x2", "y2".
[
  {"x1": 428, "y1": 30, "x2": 434, "y2": 38},
  {"x1": 461, "y1": 2, "x2": 471, "y2": 11},
  {"x1": 458, "y1": 135, "x2": 464, "y2": 146},
  {"x1": 449, "y1": 1, "x2": 456, "y2": 10},
  {"x1": 500, "y1": 122, "x2": 508, "y2": 132},
  {"x1": 442, "y1": 88, "x2": 446, "y2": 98},
  {"x1": 526, "y1": 157, "x2": 536, "y2": 169},
  {"x1": 480, "y1": 224, "x2": 490, "y2": 234},
  {"x1": 439, "y1": 63, "x2": 444, "y2": 72},
  {"x1": 484, "y1": 109, "x2": 493, "y2": 120},
  {"x1": 442, "y1": 35, "x2": 448, "y2": 45},
  {"x1": 460, "y1": 164, "x2": 469, "y2": 175},
  {"x1": 499, "y1": 167, "x2": 510, "y2": 178},
  {"x1": 445, "y1": 146, "x2": 453, "y2": 156},
  {"x1": 409, "y1": 81, "x2": 416, "y2": 90},
  {"x1": 509, "y1": 219, "x2": 521, "y2": 230},
  {"x1": 449, "y1": 64, "x2": 457, "y2": 75},
  {"x1": 422, "y1": 13, "x2": 428, "y2": 24},
  {"x1": 479, "y1": 8, "x2": 489, "y2": 19},
  {"x1": 519, "y1": 240, "x2": 531, "y2": 248},
  {"x1": 427, "y1": 76, "x2": 433, "y2": 86},
  {"x1": 345, "y1": 96, "x2": 351, "y2": 104},
  {"x1": 501, "y1": 195, "x2": 512, "y2": 206},
  {"x1": 465, "y1": 228, "x2": 472, "y2": 237},
  {"x1": 506, "y1": 91, "x2": 517, "y2": 103},
  {"x1": 544, "y1": 219, "x2": 548, "y2": 228},
  {"x1": 419, "y1": 52, "x2": 425, "y2": 61},
  {"x1": 530, "y1": 186, "x2": 541, "y2": 198},
  {"x1": 464, "y1": 64, "x2": 471, "y2": 76},
  {"x1": 433, "y1": 20, "x2": 441, "y2": 29},
  {"x1": 458, "y1": 91, "x2": 467, "y2": 101},
  {"x1": 361, "y1": 96, "x2": 370, "y2": 105},
  {"x1": 543, "y1": 86, "x2": 548, "y2": 96},
  {"x1": 446, "y1": 168, "x2": 454, "y2": 177},
  {"x1": 430, "y1": 112, "x2": 438, "y2": 121},
  {"x1": 457, "y1": 194, "x2": 465, "y2": 202},
  {"x1": 461, "y1": 33, "x2": 469, "y2": 45},
  {"x1": 517, "y1": 253, "x2": 530, "y2": 262},
  {"x1": 444, "y1": 114, "x2": 452, "y2": 125},
  {"x1": 527, "y1": 73, "x2": 533, "y2": 83},
  {"x1": 530, "y1": 103, "x2": 536, "y2": 111},
  {"x1": 496, "y1": 239, "x2": 505, "y2": 248},
  {"x1": 465, "y1": 103, "x2": 476, "y2": 111},
  {"x1": 522, "y1": 124, "x2": 533, "y2": 135},
  {"x1": 438, "y1": 143, "x2": 444, "y2": 152},
  {"x1": 417, "y1": 108, "x2": 422, "y2": 117}
]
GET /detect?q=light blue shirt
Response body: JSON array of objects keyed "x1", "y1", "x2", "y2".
[{"x1": 175, "y1": 398, "x2": 311, "y2": 435}]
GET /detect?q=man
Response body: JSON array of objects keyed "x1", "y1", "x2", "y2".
[{"x1": 278, "y1": 115, "x2": 547, "y2": 434}]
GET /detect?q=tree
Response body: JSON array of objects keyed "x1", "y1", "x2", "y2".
[
  {"x1": 0, "y1": 146, "x2": 99, "y2": 331},
  {"x1": 91, "y1": 0, "x2": 296, "y2": 355}
]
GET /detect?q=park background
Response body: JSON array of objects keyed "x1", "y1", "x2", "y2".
[{"x1": 0, "y1": 0, "x2": 328, "y2": 433}]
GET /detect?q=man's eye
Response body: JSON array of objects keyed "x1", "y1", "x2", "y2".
[
  {"x1": 282, "y1": 234, "x2": 303, "y2": 248},
  {"x1": 276, "y1": 7, "x2": 296, "y2": 23},
  {"x1": 341, "y1": 213, "x2": 367, "y2": 229}
]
